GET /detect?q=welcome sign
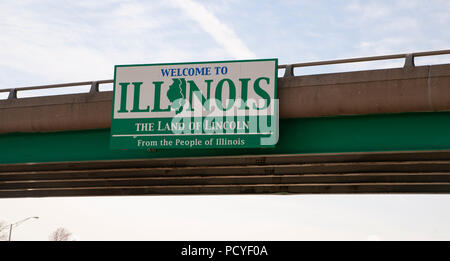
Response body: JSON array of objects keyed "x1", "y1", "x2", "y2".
[{"x1": 110, "y1": 59, "x2": 278, "y2": 149}]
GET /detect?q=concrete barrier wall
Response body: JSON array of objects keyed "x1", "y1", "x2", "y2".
[{"x1": 1, "y1": 64, "x2": 449, "y2": 134}]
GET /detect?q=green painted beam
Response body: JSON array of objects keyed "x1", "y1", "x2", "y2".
[{"x1": 1, "y1": 111, "x2": 450, "y2": 164}]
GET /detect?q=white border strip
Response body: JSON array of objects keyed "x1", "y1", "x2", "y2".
[{"x1": 112, "y1": 132, "x2": 272, "y2": 137}]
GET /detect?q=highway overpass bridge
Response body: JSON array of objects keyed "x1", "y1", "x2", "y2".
[{"x1": 1, "y1": 50, "x2": 450, "y2": 197}]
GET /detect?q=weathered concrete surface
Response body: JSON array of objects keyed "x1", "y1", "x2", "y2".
[
  {"x1": 1, "y1": 64, "x2": 449, "y2": 134},
  {"x1": 1, "y1": 150, "x2": 450, "y2": 197},
  {"x1": 278, "y1": 64, "x2": 450, "y2": 117},
  {"x1": 0, "y1": 91, "x2": 112, "y2": 134}
]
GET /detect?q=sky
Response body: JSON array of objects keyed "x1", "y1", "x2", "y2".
[{"x1": 1, "y1": 0, "x2": 450, "y2": 240}]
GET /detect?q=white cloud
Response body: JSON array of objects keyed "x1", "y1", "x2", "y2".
[
  {"x1": 0, "y1": 1, "x2": 112, "y2": 85},
  {"x1": 170, "y1": 0, "x2": 256, "y2": 59},
  {"x1": 347, "y1": 1, "x2": 391, "y2": 20},
  {"x1": 0, "y1": 0, "x2": 224, "y2": 87}
]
